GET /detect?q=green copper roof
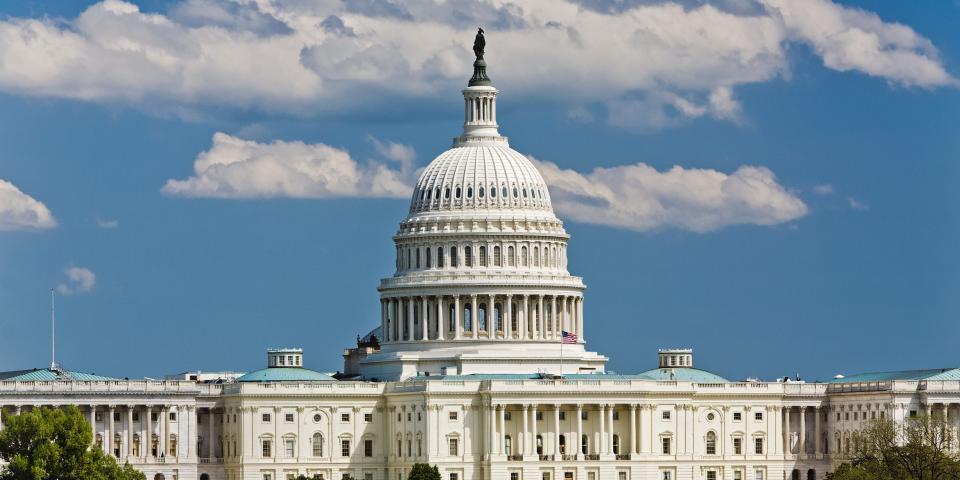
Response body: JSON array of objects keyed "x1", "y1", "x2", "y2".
[
  {"x1": 237, "y1": 367, "x2": 336, "y2": 383},
  {"x1": 636, "y1": 368, "x2": 728, "y2": 383},
  {"x1": 0, "y1": 368, "x2": 118, "y2": 381},
  {"x1": 829, "y1": 368, "x2": 960, "y2": 383}
]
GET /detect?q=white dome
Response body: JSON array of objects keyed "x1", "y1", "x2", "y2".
[{"x1": 408, "y1": 137, "x2": 554, "y2": 217}]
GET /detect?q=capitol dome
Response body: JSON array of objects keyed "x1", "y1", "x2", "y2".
[{"x1": 358, "y1": 32, "x2": 607, "y2": 381}]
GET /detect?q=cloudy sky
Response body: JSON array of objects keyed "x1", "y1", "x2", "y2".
[{"x1": 0, "y1": 0, "x2": 957, "y2": 381}]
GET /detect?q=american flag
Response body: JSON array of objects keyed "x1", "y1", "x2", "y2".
[{"x1": 561, "y1": 330, "x2": 578, "y2": 344}]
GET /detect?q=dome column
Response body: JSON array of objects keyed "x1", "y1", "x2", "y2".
[
  {"x1": 439, "y1": 296, "x2": 447, "y2": 340},
  {"x1": 538, "y1": 295, "x2": 545, "y2": 340},
  {"x1": 520, "y1": 295, "x2": 529, "y2": 339},
  {"x1": 454, "y1": 296, "x2": 462, "y2": 340},
  {"x1": 470, "y1": 294, "x2": 478, "y2": 337},
  {"x1": 406, "y1": 297, "x2": 414, "y2": 342},
  {"x1": 488, "y1": 294, "x2": 495, "y2": 338},
  {"x1": 380, "y1": 299, "x2": 387, "y2": 343},
  {"x1": 505, "y1": 294, "x2": 513, "y2": 340},
  {"x1": 421, "y1": 296, "x2": 429, "y2": 341}
]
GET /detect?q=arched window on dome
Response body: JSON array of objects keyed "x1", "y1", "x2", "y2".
[
  {"x1": 425, "y1": 248, "x2": 431, "y2": 269},
  {"x1": 445, "y1": 187, "x2": 451, "y2": 199},
  {"x1": 407, "y1": 249, "x2": 412, "y2": 270},
  {"x1": 463, "y1": 303, "x2": 472, "y2": 332},
  {"x1": 416, "y1": 248, "x2": 421, "y2": 269},
  {"x1": 467, "y1": 186, "x2": 473, "y2": 199},
  {"x1": 502, "y1": 186, "x2": 508, "y2": 198},
  {"x1": 478, "y1": 303, "x2": 487, "y2": 332},
  {"x1": 426, "y1": 189, "x2": 431, "y2": 200},
  {"x1": 451, "y1": 246, "x2": 459, "y2": 267},
  {"x1": 490, "y1": 185, "x2": 496, "y2": 198},
  {"x1": 513, "y1": 187, "x2": 518, "y2": 198},
  {"x1": 479, "y1": 246, "x2": 487, "y2": 267},
  {"x1": 479, "y1": 186, "x2": 484, "y2": 198},
  {"x1": 456, "y1": 186, "x2": 462, "y2": 199},
  {"x1": 523, "y1": 188, "x2": 528, "y2": 198},
  {"x1": 434, "y1": 187, "x2": 440, "y2": 201},
  {"x1": 493, "y1": 246, "x2": 501, "y2": 267},
  {"x1": 533, "y1": 246, "x2": 540, "y2": 267},
  {"x1": 465, "y1": 246, "x2": 472, "y2": 267},
  {"x1": 508, "y1": 246, "x2": 515, "y2": 266},
  {"x1": 521, "y1": 246, "x2": 528, "y2": 267},
  {"x1": 420, "y1": 190, "x2": 425, "y2": 202},
  {"x1": 494, "y1": 303, "x2": 502, "y2": 333},
  {"x1": 437, "y1": 247, "x2": 444, "y2": 268}
]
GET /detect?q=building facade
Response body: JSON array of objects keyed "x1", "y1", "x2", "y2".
[{"x1": 2, "y1": 38, "x2": 959, "y2": 480}]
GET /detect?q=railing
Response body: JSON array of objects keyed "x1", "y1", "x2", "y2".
[
  {"x1": 507, "y1": 454, "x2": 523, "y2": 461},
  {"x1": 538, "y1": 454, "x2": 554, "y2": 461},
  {"x1": 583, "y1": 454, "x2": 600, "y2": 460},
  {"x1": 0, "y1": 380, "x2": 200, "y2": 393},
  {"x1": 561, "y1": 454, "x2": 577, "y2": 461},
  {"x1": 616, "y1": 454, "x2": 631, "y2": 460}
]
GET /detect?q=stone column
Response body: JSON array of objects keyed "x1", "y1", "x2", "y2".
[
  {"x1": 187, "y1": 405, "x2": 196, "y2": 459},
  {"x1": 578, "y1": 297, "x2": 585, "y2": 341},
  {"x1": 108, "y1": 405, "x2": 115, "y2": 456},
  {"x1": 488, "y1": 294, "x2": 496, "y2": 337},
  {"x1": 630, "y1": 404, "x2": 637, "y2": 455},
  {"x1": 392, "y1": 298, "x2": 399, "y2": 342},
  {"x1": 438, "y1": 296, "x2": 447, "y2": 340},
  {"x1": 144, "y1": 406, "x2": 152, "y2": 460},
  {"x1": 607, "y1": 405, "x2": 615, "y2": 455},
  {"x1": 521, "y1": 295, "x2": 529, "y2": 339},
  {"x1": 551, "y1": 296, "x2": 558, "y2": 338},
  {"x1": 499, "y1": 405, "x2": 506, "y2": 456},
  {"x1": 162, "y1": 406, "x2": 169, "y2": 458},
  {"x1": 531, "y1": 404, "x2": 538, "y2": 456},
  {"x1": 537, "y1": 295, "x2": 544, "y2": 340},
  {"x1": 505, "y1": 295, "x2": 513, "y2": 339},
  {"x1": 599, "y1": 404, "x2": 606, "y2": 454},
  {"x1": 521, "y1": 405, "x2": 529, "y2": 456},
  {"x1": 489, "y1": 404, "x2": 497, "y2": 455},
  {"x1": 814, "y1": 406, "x2": 821, "y2": 456},
  {"x1": 89, "y1": 406, "x2": 97, "y2": 448},
  {"x1": 554, "y1": 404, "x2": 561, "y2": 456},
  {"x1": 421, "y1": 296, "x2": 429, "y2": 341},
  {"x1": 127, "y1": 406, "x2": 134, "y2": 459},
  {"x1": 380, "y1": 299, "x2": 387, "y2": 342},
  {"x1": 576, "y1": 404, "x2": 583, "y2": 458},
  {"x1": 471, "y1": 294, "x2": 478, "y2": 337},
  {"x1": 406, "y1": 297, "x2": 414, "y2": 341},
  {"x1": 799, "y1": 406, "x2": 807, "y2": 458},
  {"x1": 207, "y1": 409, "x2": 215, "y2": 458},
  {"x1": 784, "y1": 407, "x2": 791, "y2": 455},
  {"x1": 454, "y1": 295, "x2": 462, "y2": 339}
]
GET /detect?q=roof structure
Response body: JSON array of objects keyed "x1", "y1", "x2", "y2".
[
  {"x1": 237, "y1": 367, "x2": 336, "y2": 383},
  {"x1": 829, "y1": 368, "x2": 960, "y2": 383},
  {"x1": 411, "y1": 368, "x2": 728, "y2": 383},
  {"x1": 0, "y1": 368, "x2": 118, "y2": 382}
]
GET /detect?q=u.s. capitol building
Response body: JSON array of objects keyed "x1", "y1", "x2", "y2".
[{"x1": 2, "y1": 37, "x2": 959, "y2": 480}]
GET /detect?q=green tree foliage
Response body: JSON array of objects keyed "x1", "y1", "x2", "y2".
[
  {"x1": 0, "y1": 406, "x2": 144, "y2": 480},
  {"x1": 295, "y1": 476, "x2": 334, "y2": 480},
  {"x1": 826, "y1": 413, "x2": 960, "y2": 480},
  {"x1": 408, "y1": 463, "x2": 441, "y2": 480}
]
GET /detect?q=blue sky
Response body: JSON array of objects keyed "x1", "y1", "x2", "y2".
[{"x1": 0, "y1": 0, "x2": 958, "y2": 382}]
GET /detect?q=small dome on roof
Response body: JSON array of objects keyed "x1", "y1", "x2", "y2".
[
  {"x1": 237, "y1": 367, "x2": 336, "y2": 383},
  {"x1": 639, "y1": 367, "x2": 727, "y2": 383}
]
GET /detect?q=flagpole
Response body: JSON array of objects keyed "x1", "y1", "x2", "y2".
[{"x1": 560, "y1": 332, "x2": 564, "y2": 377}]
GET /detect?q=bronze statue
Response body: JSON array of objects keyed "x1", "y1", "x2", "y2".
[{"x1": 473, "y1": 27, "x2": 485, "y2": 60}]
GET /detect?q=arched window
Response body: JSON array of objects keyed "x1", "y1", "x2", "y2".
[
  {"x1": 467, "y1": 186, "x2": 473, "y2": 198},
  {"x1": 154, "y1": 475, "x2": 165, "y2": 480},
  {"x1": 435, "y1": 187, "x2": 440, "y2": 200},
  {"x1": 95, "y1": 434, "x2": 103, "y2": 449},
  {"x1": 791, "y1": 469, "x2": 800, "y2": 480},
  {"x1": 451, "y1": 247, "x2": 458, "y2": 267},
  {"x1": 445, "y1": 187, "x2": 450, "y2": 199},
  {"x1": 463, "y1": 304, "x2": 472, "y2": 331},
  {"x1": 406, "y1": 249, "x2": 411, "y2": 270},
  {"x1": 151, "y1": 434, "x2": 159, "y2": 457},
  {"x1": 706, "y1": 432, "x2": 716, "y2": 455},
  {"x1": 465, "y1": 246, "x2": 473, "y2": 267},
  {"x1": 533, "y1": 246, "x2": 540, "y2": 267},
  {"x1": 312, "y1": 432, "x2": 324, "y2": 457},
  {"x1": 425, "y1": 248, "x2": 431, "y2": 268},
  {"x1": 612, "y1": 434, "x2": 620, "y2": 455},
  {"x1": 456, "y1": 186, "x2": 462, "y2": 198},
  {"x1": 113, "y1": 433, "x2": 122, "y2": 457},
  {"x1": 807, "y1": 469, "x2": 816, "y2": 480},
  {"x1": 504, "y1": 435, "x2": 512, "y2": 456},
  {"x1": 494, "y1": 303, "x2": 502, "y2": 332},
  {"x1": 494, "y1": 246, "x2": 501, "y2": 266},
  {"x1": 437, "y1": 247, "x2": 444, "y2": 268},
  {"x1": 200, "y1": 475, "x2": 210, "y2": 480},
  {"x1": 479, "y1": 186, "x2": 485, "y2": 198},
  {"x1": 491, "y1": 185, "x2": 496, "y2": 198},
  {"x1": 513, "y1": 187, "x2": 519, "y2": 198},
  {"x1": 523, "y1": 188, "x2": 528, "y2": 198},
  {"x1": 478, "y1": 303, "x2": 487, "y2": 332},
  {"x1": 521, "y1": 246, "x2": 528, "y2": 266},
  {"x1": 416, "y1": 249, "x2": 421, "y2": 268},
  {"x1": 425, "y1": 189, "x2": 431, "y2": 200},
  {"x1": 508, "y1": 246, "x2": 515, "y2": 266},
  {"x1": 479, "y1": 246, "x2": 487, "y2": 266},
  {"x1": 502, "y1": 186, "x2": 508, "y2": 198}
]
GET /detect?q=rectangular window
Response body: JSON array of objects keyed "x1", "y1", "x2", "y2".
[
  {"x1": 169, "y1": 412, "x2": 176, "y2": 421},
  {"x1": 285, "y1": 413, "x2": 294, "y2": 423},
  {"x1": 733, "y1": 412, "x2": 742, "y2": 421},
  {"x1": 754, "y1": 437, "x2": 764, "y2": 454},
  {"x1": 734, "y1": 471, "x2": 742, "y2": 480},
  {"x1": 536, "y1": 411, "x2": 543, "y2": 421},
  {"x1": 262, "y1": 440, "x2": 272, "y2": 458},
  {"x1": 836, "y1": 413, "x2": 841, "y2": 421},
  {"x1": 909, "y1": 410, "x2": 917, "y2": 418},
  {"x1": 662, "y1": 472, "x2": 672, "y2": 480},
  {"x1": 285, "y1": 439, "x2": 295, "y2": 457},
  {"x1": 546, "y1": 473, "x2": 554, "y2": 480},
  {"x1": 661, "y1": 437, "x2": 671, "y2": 454},
  {"x1": 132, "y1": 412, "x2": 139, "y2": 422},
  {"x1": 612, "y1": 411, "x2": 619, "y2": 421},
  {"x1": 755, "y1": 470, "x2": 764, "y2": 480},
  {"x1": 364, "y1": 439, "x2": 373, "y2": 457},
  {"x1": 262, "y1": 413, "x2": 271, "y2": 423},
  {"x1": 450, "y1": 475, "x2": 458, "y2": 480},
  {"x1": 706, "y1": 473, "x2": 716, "y2": 480},
  {"x1": 559, "y1": 411, "x2": 566, "y2": 421},
  {"x1": 505, "y1": 412, "x2": 512, "y2": 421},
  {"x1": 341, "y1": 439, "x2": 351, "y2": 457},
  {"x1": 341, "y1": 413, "x2": 350, "y2": 422},
  {"x1": 263, "y1": 475, "x2": 272, "y2": 480},
  {"x1": 733, "y1": 437, "x2": 743, "y2": 455},
  {"x1": 114, "y1": 412, "x2": 121, "y2": 422},
  {"x1": 449, "y1": 411, "x2": 458, "y2": 421},
  {"x1": 662, "y1": 411, "x2": 671, "y2": 420},
  {"x1": 364, "y1": 413, "x2": 373, "y2": 423},
  {"x1": 754, "y1": 412, "x2": 763, "y2": 421},
  {"x1": 510, "y1": 474, "x2": 519, "y2": 480},
  {"x1": 581, "y1": 411, "x2": 588, "y2": 420},
  {"x1": 618, "y1": 473, "x2": 626, "y2": 480},
  {"x1": 448, "y1": 438, "x2": 459, "y2": 456}
]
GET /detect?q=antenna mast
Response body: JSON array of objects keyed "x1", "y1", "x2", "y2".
[{"x1": 50, "y1": 288, "x2": 56, "y2": 371}]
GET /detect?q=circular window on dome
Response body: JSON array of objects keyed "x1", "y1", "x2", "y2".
[
  {"x1": 313, "y1": 413, "x2": 321, "y2": 423},
  {"x1": 707, "y1": 413, "x2": 715, "y2": 421},
  {"x1": 479, "y1": 187, "x2": 484, "y2": 198}
]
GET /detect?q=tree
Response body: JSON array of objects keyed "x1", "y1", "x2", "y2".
[
  {"x1": 295, "y1": 476, "x2": 332, "y2": 480},
  {"x1": 826, "y1": 414, "x2": 960, "y2": 480},
  {"x1": 0, "y1": 406, "x2": 145, "y2": 480},
  {"x1": 407, "y1": 463, "x2": 441, "y2": 480}
]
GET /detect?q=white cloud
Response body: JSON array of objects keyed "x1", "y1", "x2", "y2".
[
  {"x1": 848, "y1": 196, "x2": 868, "y2": 211},
  {"x1": 533, "y1": 158, "x2": 808, "y2": 232},
  {"x1": 96, "y1": 218, "x2": 120, "y2": 229},
  {"x1": 0, "y1": 0, "x2": 950, "y2": 125},
  {"x1": 761, "y1": 0, "x2": 957, "y2": 88},
  {"x1": 0, "y1": 179, "x2": 57, "y2": 231},
  {"x1": 812, "y1": 184, "x2": 835, "y2": 195},
  {"x1": 55, "y1": 267, "x2": 96, "y2": 295},
  {"x1": 162, "y1": 132, "x2": 414, "y2": 198}
]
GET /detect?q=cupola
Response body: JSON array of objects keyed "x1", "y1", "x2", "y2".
[
  {"x1": 658, "y1": 348, "x2": 693, "y2": 368},
  {"x1": 267, "y1": 348, "x2": 303, "y2": 368}
]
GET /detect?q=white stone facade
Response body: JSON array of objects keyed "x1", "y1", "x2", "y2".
[{"x1": 2, "y1": 48, "x2": 959, "y2": 480}]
